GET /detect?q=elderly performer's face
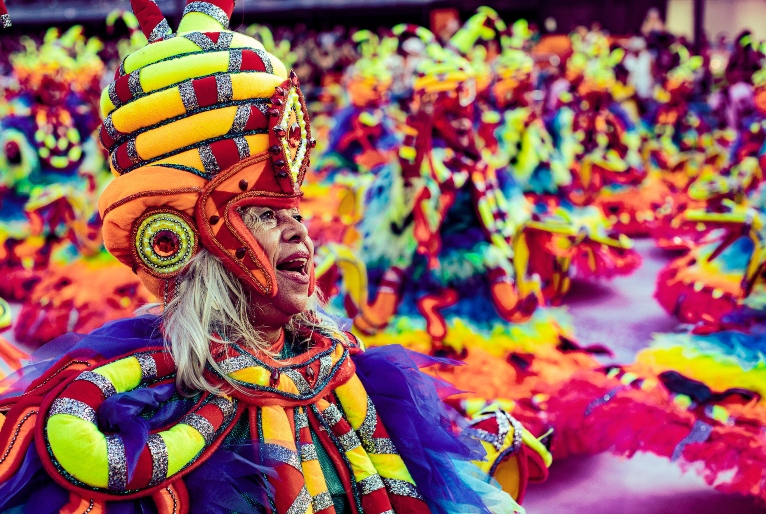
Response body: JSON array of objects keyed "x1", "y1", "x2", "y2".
[{"x1": 242, "y1": 206, "x2": 314, "y2": 325}]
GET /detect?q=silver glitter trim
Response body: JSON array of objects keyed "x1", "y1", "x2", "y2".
[
  {"x1": 358, "y1": 474, "x2": 385, "y2": 495},
  {"x1": 117, "y1": 60, "x2": 126, "y2": 77},
  {"x1": 147, "y1": 434, "x2": 169, "y2": 486},
  {"x1": 233, "y1": 136, "x2": 250, "y2": 160},
  {"x1": 183, "y1": 32, "x2": 216, "y2": 51},
  {"x1": 135, "y1": 353, "x2": 157, "y2": 382},
  {"x1": 183, "y1": 1, "x2": 229, "y2": 29},
  {"x1": 1, "y1": 14, "x2": 12, "y2": 29},
  {"x1": 299, "y1": 443, "x2": 317, "y2": 462},
  {"x1": 364, "y1": 437, "x2": 399, "y2": 455},
  {"x1": 182, "y1": 413, "x2": 216, "y2": 445},
  {"x1": 383, "y1": 478, "x2": 424, "y2": 500},
  {"x1": 76, "y1": 371, "x2": 117, "y2": 399},
  {"x1": 128, "y1": 70, "x2": 143, "y2": 97},
  {"x1": 228, "y1": 49, "x2": 242, "y2": 73},
  {"x1": 216, "y1": 74, "x2": 233, "y2": 103},
  {"x1": 381, "y1": 510, "x2": 395, "y2": 514},
  {"x1": 337, "y1": 431, "x2": 361, "y2": 452},
  {"x1": 294, "y1": 410, "x2": 309, "y2": 430},
  {"x1": 286, "y1": 486, "x2": 311, "y2": 514},
  {"x1": 217, "y1": 32, "x2": 234, "y2": 50},
  {"x1": 207, "y1": 396, "x2": 236, "y2": 419},
  {"x1": 111, "y1": 151, "x2": 123, "y2": 173},
  {"x1": 106, "y1": 434, "x2": 128, "y2": 491},
  {"x1": 148, "y1": 18, "x2": 171, "y2": 43},
  {"x1": 357, "y1": 397, "x2": 377, "y2": 443},
  {"x1": 321, "y1": 404, "x2": 342, "y2": 427},
  {"x1": 316, "y1": 355, "x2": 332, "y2": 385},
  {"x1": 312, "y1": 491, "x2": 333, "y2": 512},
  {"x1": 198, "y1": 144, "x2": 220, "y2": 175},
  {"x1": 254, "y1": 48, "x2": 273, "y2": 74},
  {"x1": 263, "y1": 443, "x2": 302, "y2": 471},
  {"x1": 178, "y1": 80, "x2": 199, "y2": 111},
  {"x1": 283, "y1": 369, "x2": 312, "y2": 395},
  {"x1": 230, "y1": 104, "x2": 250, "y2": 133},
  {"x1": 102, "y1": 116, "x2": 119, "y2": 139},
  {"x1": 217, "y1": 355, "x2": 253, "y2": 374},
  {"x1": 108, "y1": 83, "x2": 121, "y2": 108},
  {"x1": 126, "y1": 140, "x2": 140, "y2": 164},
  {"x1": 49, "y1": 398, "x2": 97, "y2": 424}
]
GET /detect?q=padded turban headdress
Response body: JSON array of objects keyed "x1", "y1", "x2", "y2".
[{"x1": 93, "y1": 0, "x2": 316, "y2": 301}]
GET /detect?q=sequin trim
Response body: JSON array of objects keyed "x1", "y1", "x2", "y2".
[
  {"x1": 233, "y1": 136, "x2": 250, "y2": 160},
  {"x1": 299, "y1": 443, "x2": 317, "y2": 462},
  {"x1": 217, "y1": 355, "x2": 252, "y2": 374},
  {"x1": 254, "y1": 48, "x2": 273, "y2": 74},
  {"x1": 126, "y1": 140, "x2": 140, "y2": 164},
  {"x1": 312, "y1": 491, "x2": 333, "y2": 512},
  {"x1": 215, "y1": 73, "x2": 233, "y2": 103},
  {"x1": 357, "y1": 397, "x2": 376, "y2": 443},
  {"x1": 148, "y1": 18, "x2": 171, "y2": 43},
  {"x1": 338, "y1": 431, "x2": 361, "y2": 452},
  {"x1": 230, "y1": 104, "x2": 251, "y2": 133},
  {"x1": 364, "y1": 437, "x2": 399, "y2": 455},
  {"x1": 147, "y1": 434, "x2": 169, "y2": 486},
  {"x1": 108, "y1": 82, "x2": 121, "y2": 108},
  {"x1": 181, "y1": 413, "x2": 216, "y2": 445},
  {"x1": 48, "y1": 398, "x2": 97, "y2": 424},
  {"x1": 106, "y1": 434, "x2": 128, "y2": 491},
  {"x1": 294, "y1": 410, "x2": 309, "y2": 430},
  {"x1": 283, "y1": 369, "x2": 312, "y2": 395},
  {"x1": 383, "y1": 478, "x2": 423, "y2": 500},
  {"x1": 198, "y1": 144, "x2": 219, "y2": 175},
  {"x1": 207, "y1": 396, "x2": 236, "y2": 419},
  {"x1": 75, "y1": 371, "x2": 117, "y2": 399},
  {"x1": 135, "y1": 353, "x2": 158, "y2": 382},
  {"x1": 183, "y1": 1, "x2": 230, "y2": 28},
  {"x1": 316, "y1": 355, "x2": 332, "y2": 385},
  {"x1": 321, "y1": 404, "x2": 343, "y2": 427},
  {"x1": 128, "y1": 70, "x2": 143, "y2": 97},
  {"x1": 1, "y1": 14, "x2": 11, "y2": 28},
  {"x1": 178, "y1": 80, "x2": 199, "y2": 111},
  {"x1": 286, "y1": 486, "x2": 311, "y2": 514},
  {"x1": 358, "y1": 474, "x2": 385, "y2": 495},
  {"x1": 263, "y1": 443, "x2": 302, "y2": 471},
  {"x1": 228, "y1": 49, "x2": 242, "y2": 72},
  {"x1": 102, "y1": 116, "x2": 119, "y2": 139}
]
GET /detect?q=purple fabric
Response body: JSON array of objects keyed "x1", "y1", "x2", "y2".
[
  {"x1": 0, "y1": 445, "x2": 68, "y2": 513},
  {"x1": 352, "y1": 344, "x2": 492, "y2": 514},
  {"x1": 98, "y1": 382, "x2": 178, "y2": 482},
  {"x1": 0, "y1": 315, "x2": 164, "y2": 399}
]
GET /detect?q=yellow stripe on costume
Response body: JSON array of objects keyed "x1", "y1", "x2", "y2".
[
  {"x1": 161, "y1": 423, "x2": 206, "y2": 476},
  {"x1": 94, "y1": 357, "x2": 142, "y2": 393},
  {"x1": 111, "y1": 88, "x2": 187, "y2": 134},
  {"x1": 47, "y1": 415, "x2": 109, "y2": 487},
  {"x1": 261, "y1": 406, "x2": 298, "y2": 449}
]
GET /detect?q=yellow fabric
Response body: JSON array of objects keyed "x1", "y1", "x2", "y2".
[
  {"x1": 302, "y1": 459, "x2": 329, "y2": 497},
  {"x1": 229, "y1": 366, "x2": 270, "y2": 386},
  {"x1": 94, "y1": 357, "x2": 142, "y2": 393},
  {"x1": 161, "y1": 423, "x2": 206, "y2": 476},
  {"x1": 230, "y1": 73, "x2": 287, "y2": 101},
  {"x1": 261, "y1": 405, "x2": 297, "y2": 450},
  {"x1": 493, "y1": 456, "x2": 521, "y2": 499},
  {"x1": 366, "y1": 453, "x2": 416, "y2": 483},
  {"x1": 178, "y1": 12, "x2": 226, "y2": 32},
  {"x1": 345, "y1": 445, "x2": 379, "y2": 482},
  {"x1": 334, "y1": 375, "x2": 368, "y2": 428},
  {"x1": 47, "y1": 415, "x2": 109, "y2": 488},
  {"x1": 134, "y1": 106, "x2": 238, "y2": 160},
  {"x1": 111, "y1": 88, "x2": 187, "y2": 133}
]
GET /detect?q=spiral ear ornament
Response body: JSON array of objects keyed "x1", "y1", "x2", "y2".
[{"x1": 132, "y1": 209, "x2": 199, "y2": 278}]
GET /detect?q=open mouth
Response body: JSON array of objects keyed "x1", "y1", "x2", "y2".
[{"x1": 276, "y1": 252, "x2": 310, "y2": 284}]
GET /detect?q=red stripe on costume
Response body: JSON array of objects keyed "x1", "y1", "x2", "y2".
[
  {"x1": 191, "y1": 76, "x2": 219, "y2": 108},
  {"x1": 209, "y1": 139, "x2": 240, "y2": 172},
  {"x1": 244, "y1": 105, "x2": 268, "y2": 131},
  {"x1": 59, "y1": 380, "x2": 105, "y2": 409},
  {"x1": 190, "y1": 0, "x2": 234, "y2": 18},
  {"x1": 115, "y1": 144, "x2": 135, "y2": 171},
  {"x1": 113, "y1": 75, "x2": 133, "y2": 104},
  {"x1": 361, "y1": 487, "x2": 393, "y2": 514},
  {"x1": 0, "y1": 404, "x2": 37, "y2": 483},
  {"x1": 127, "y1": 447, "x2": 155, "y2": 490},
  {"x1": 389, "y1": 494, "x2": 430, "y2": 513},
  {"x1": 240, "y1": 50, "x2": 268, "y2": 73}
]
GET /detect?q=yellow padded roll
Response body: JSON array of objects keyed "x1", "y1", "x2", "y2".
[
  {"x1": 334, "y1": 375, "x2": 368, "y2": 428},
  {"x1": 178, "y1": 12, "x2": 226, "y2": 32},
  {"x1": 94, "y1": 357, "x2": 142, "y2": 393},
  {"x1": 135, "y1": 106, "x2": 237, "y2": 159},
  {"x1": 367, "y1": 453, "x2": 416, "y2": 483},
  {"x1": 48, "y1": 415, "x2": 109, "y2": 488},
  {"x1": 140, "y1": 52, "x2": 229, "y2": 93},
  {"x1": 161, "y1": 424, "x2": 206, "y2": 476},
  {"x1": 123, "y1": 38, "x2": 204, "y2": 77},
  {"x1": 152, "y1": 148, "x2": 206, "y2": 174},
  {"x1": 345, "y1": 445, "x2": 379, "y2": 482},
  {"x1": 302, "y1": 459, "x2": 329, "y2": 496},
  {"x1": 243, "y1": 133, "x2": 270, "y2": 155},
  {"x1": 230, "y1": 73, "x2": 291, "y2": 102},
  {"x1": 229, "y1": 366, "x2": 270, "y2": 386},
  {"x1": 111, "y1": 89, "x2": 186, "y2": 134},
  {"x1": 261, "y1": 406, "x2": 297, "y2": 450}
]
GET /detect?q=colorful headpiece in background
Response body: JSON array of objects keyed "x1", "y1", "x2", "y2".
[{"x1": 93, "y1": 0, "x2": 316, "y2": 301}]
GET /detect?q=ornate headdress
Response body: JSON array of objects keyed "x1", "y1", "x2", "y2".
[{"x1": 92, "y1": 0, "x2": 315, "y2": 300}]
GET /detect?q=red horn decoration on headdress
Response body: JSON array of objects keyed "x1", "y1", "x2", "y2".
[
  {"x1": 183, "y1": 0, "x2": 235, "y2": 27},
  {"x1": 1, "y1": 0, "x2": 11, "y2": 28},
  {"x1": 130, "y1": 0, "x2": 171, "y2": 42}
]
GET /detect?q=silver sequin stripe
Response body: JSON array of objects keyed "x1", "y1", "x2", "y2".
[
  {"x1": 181, "y1": 413, "x2": 216, "y2": 445},
  {"x1": 48, "y1": 398, "x2": 97, "y2": 424},
  {"x1": 315, "y1": 355, "x2": 333, "y2": 385},
  {"x1": 299, "y1": 442, "x2": 317, "y2": 462},
  {"x1": 147, "y1": 434, "x2": 169, "y2": 487},
  {"x1": 262, "y1": 443, "x2": 302, "y2": 471},
  {"x1": 183, "y1": 2, "x2": 230, "y2": 29},
  {"x1": 363, "y1": 437, "x2": 398, "y2": 455},
  {"x1": 283, "y1": 369, "x2": 312, "y2": 395},
  {"x1": 178, "y1": 80, "x2": 199, "y2": 111},
  {"x1": 1, "y1": 14, "x2": 11, "y2": 28},
  {"x1": 215, "y1": 74, "x2": 233, "y2": 103},
  {"x1": 233, "y1": 136, "x2": 250, "y2": 161},
  {"x1": 312, "y1": 491, "x2": 333, "y2": 512},
  {"x1": 106, "y1": 434, "x2": 128, "y2": 491},
  {"x1": 286, "y1": 486, "x2": 312, "y2": 514},
  {"x1": 357, "y1": 397, "x2": 377, "y2": 443},
  {"x1": 337, "y1": 431, "x2": 361, "y2": 452},
  {"x1": 135, "y1": 353, "x2": 158, "y2": 382},
  {"x1": 75, "y1": 371, "x2": 117, "y2": 399},
  {"x1": 321, "y1": 404, "x2": 343, "y2": 427},
  {"x1": 128, "y1": 70, "x2": 143, "y2": 97},
  {"x1": 357, "y1": 474, "x2": 385, "y2": 495},
  {"x1": 294, "y1": 409, "x2": 309, "y2": 430},
  {"x1": 217, "y1": 355, "x2": 252, "y2": 374},
  {"x1": 198, "y1": 144, "x2": 220, "y2": 175},
  {"x1": 183, "y1": 31, "x2": 233, "y2": 52},
  {"x1": 382, "y1": 478, "x2": 424, "y2": 501},
  {"x1": 207, "y1": 396, "x2": 236, "y2": 419},
  {"x1": 230, "y1": 104, "x2": 252, "y2": 134},
  {"x1": 148, "y1": 18, "x2": 172, "y2": 43}
]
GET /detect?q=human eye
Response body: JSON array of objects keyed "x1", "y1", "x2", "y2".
[
  {"x1": 258, "y1": 209, "x2": 276, "y2": 222},
  {"x1": 292, "y1": 212, "x2": 304, "y2": 223}
]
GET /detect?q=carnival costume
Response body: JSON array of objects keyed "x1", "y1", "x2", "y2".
[{"x1": 0, "y1": 2, "x2": 550, "y2": 512}]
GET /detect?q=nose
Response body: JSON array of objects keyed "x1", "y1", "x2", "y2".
[{"x1": 282, "y1": 214, "x2": 309, "y2": 244}]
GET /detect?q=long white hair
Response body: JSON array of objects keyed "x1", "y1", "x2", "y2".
[{"x1": 161, "y1": 213, "x2": 347, "y2": 394}]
